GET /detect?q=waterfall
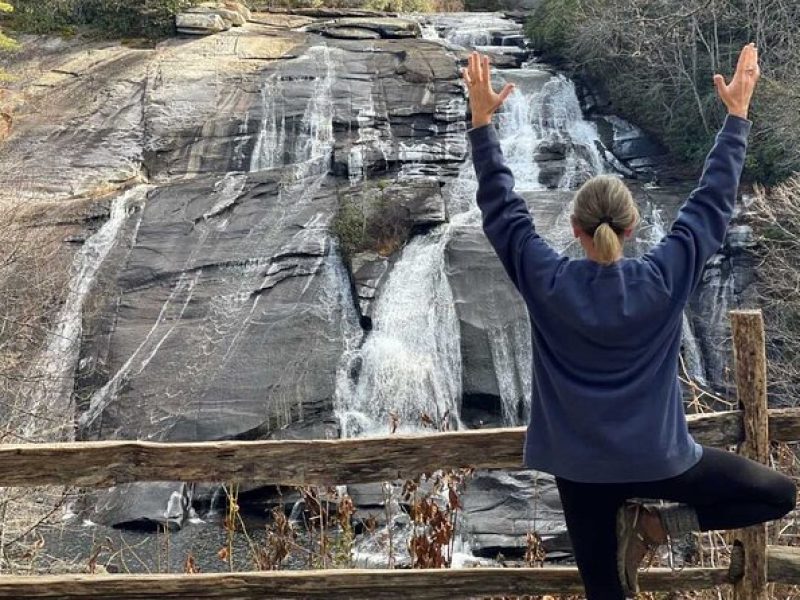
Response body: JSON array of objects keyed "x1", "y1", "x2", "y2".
[
  {"x1": 439, "y1": 13, "x2": 522, "y2": 49},
  {"x1": 336, "y1": 230, "x2": 463, "y2": 437},
  {"x1": 447, "y1": 27, "x2": 492, "y2": 47},
  {"x1": 639, "y1": 203, "x2": 709, "y2": 386},
  {"x1": 487, "y1": 320, "x2": 533, "y2": 426},
  {"x1": 497, "y1": 82, "x2": 542, "y2": 189},
  {"x1": 80, "y1": 47, "x2": 341, "y2": 436},
  {"x1": 294, "y1": 46, "x2": 336, "y2": 179},
  {"x1": 532, "y1": 75, "x2": 606, "y2": 188},
  {"x1": 333, "y1": 36, "x2": 588, "y2": 555},
  {"x1": 347, "y1": 85, "x2": 392, "y2": 186},
  {"x1": 23, "y1": 186, "x2": 147, "y2": 441},
  {"x1": 681, "y1": 313, "x2": 708, "y2": 386},
  {"x1": 419, "y1": 21, "x2": 439, "y2": 40},
  {"x1": 699, "y1": 257, "x2": 736, "y2": 391},
  {"x1": 249, "y1": 45, "x2": 336, "y2": 177},
  {"x1": 250, "y1": 73, "x2": 286, "y2": 172}
]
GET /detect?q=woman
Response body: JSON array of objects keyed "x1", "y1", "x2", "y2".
[{"x1": 462, "y1": 44, "x2": 796, "y2": 599}]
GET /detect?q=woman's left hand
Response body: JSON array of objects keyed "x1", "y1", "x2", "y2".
[{"x1": 461, "y1": 51, "x2": 515, "y2": 129}]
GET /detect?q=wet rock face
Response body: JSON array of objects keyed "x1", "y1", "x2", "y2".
[
  {"x1": 351, "y1": 251, "x2": 390, "y2": 323},
  {"x1": 77, "y1": 171, "x2": 346, "y2": 445},
  {"x1": 331, "y1": 39, "x2": 467, "y2": 178},
  {"x1": 445, "y1": 224, "x2": 529, "y2": 422}
]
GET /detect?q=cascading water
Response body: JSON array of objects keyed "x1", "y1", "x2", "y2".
[
  {"x1": 638, "y1": 202, "x2": 709, "y2": 386},
  {"x1": 249, "y1": 73, "x2": 286, "y2": 172},
  {"x1": 337, "y1": 14, "x2": 620, "y2": 567},
  {"x1": 497, "y1": 72, "x2": 607, "y2": 191},
  {"x1": 439, "y1": 13, "x2": 521, "y2": 48},
  {"x1": 80, "y1": 46, "x2": 341, "y2": 435},
  {"x1": 23, "y1": 186, "x2": 148, "y2": 441},
  {"x1": 294, "y1": 46, "x2": 336, "y2": 179},
  {"x1": 338, "y1": 16, "x2": 618, "y2": 437},
  {"x1": 347, "y1": 86, "x2": 392, "y2": 186},
  {"x1": 336, "y1": 230, "x2": 463, "y2": 437},
  {"x1": 681, "y1": 313, "x2": 708, "y2": 386},
  {"x1": 696, "y1": 255, "x2": 736, "y2": 392},
  {"x1": 249, "y1": 45, "x2": 335, "y2": 177},
  {"x1": 496, "y1": 77, "x2": 543, "y2": 189},
  {"x1": 535, "y1": 75, "x2": 607, "y2": 189}
]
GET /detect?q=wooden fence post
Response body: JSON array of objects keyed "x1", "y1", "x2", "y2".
[{"x1": 730, "y1": 309, "x2": 769, "y2": 600}]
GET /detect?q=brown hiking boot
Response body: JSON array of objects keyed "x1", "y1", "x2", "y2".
[{"x1": 616, "y1": 502, "x2": 667, "y2": 596}]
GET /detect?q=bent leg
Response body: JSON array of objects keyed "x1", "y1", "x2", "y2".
[
  {"x1": 556, "y1": 477, "x2": 627, "y2": 600},
  {"x1": 630, "y1": 446, "x2": 796, "y2": 531}
]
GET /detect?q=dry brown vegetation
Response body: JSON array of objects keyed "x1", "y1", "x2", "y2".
[
  {"x1": 0, "y1": 191, "x2": 94, "y2": 573},
  {"x1": 751, "y1": 177, "x2": 800, "y2": 405}
]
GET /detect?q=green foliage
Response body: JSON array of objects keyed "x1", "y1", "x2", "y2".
[
  {"x1": 363, "y1": 0, "x2": 433, "y2": 11},
  {"x1": 463, "y1": 0, "x2": 502, "y2": 10},
  {"x1": 0, "y1": 1, "x2": 18, "y2": 52},
  {"x1": 334, "y1": 194, "x2": 370, "y2": 263},
  {"x1": 524, "y1": 0, "x2": 579, "y2": 55},
  {"x1": 8, "y1": 0, "x2": 203, "y2": 38},
  {"x1": 333, "y1": 180, "x2": 413, "y2": 264}
]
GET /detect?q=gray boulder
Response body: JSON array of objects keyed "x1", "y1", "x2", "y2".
[
  {"x1": 197, "y1": 6, "x2": 246, "y2": 27},
  {"x1": 462, "y1": 470, "x2": 570, "y2": 557},
  {"x1": 87, "y1": 482, "x2": 192, "y2": 529},
  {"x1": 223, "y1": 1, "x2": 252, "y2": 22},
  {"x1": 351, "y1": 251, "x2": 390, "y2": 323},
  {"x1": 308, "y1": 17, "x2": 421, "y2": 39},
  {"x1": 595, "y1": 115, "x2": 667, "y2": 174},
  {"x1": 175, "y1": 12, "x2": 230, "y2": 34}
]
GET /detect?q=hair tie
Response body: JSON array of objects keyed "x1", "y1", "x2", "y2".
[{"x1": 598, "y1": 216, "x2": 614, "y2": 226}]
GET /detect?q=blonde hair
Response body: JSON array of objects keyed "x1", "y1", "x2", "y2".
[{"x1": 571, "y1": 175, "x2": 639, "y2": 266}]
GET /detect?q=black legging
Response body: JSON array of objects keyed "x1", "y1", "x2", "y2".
[{"x1": 556, "y1": 446, "x2": 797, "y2": 599}]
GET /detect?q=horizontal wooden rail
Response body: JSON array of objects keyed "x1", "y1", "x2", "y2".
[
  {"x1": 0, "y1": 408, "x2": 798, "y2": 488},
  {"x1": 767, "y1": 545, "x2": 800, "y2": 585},
  {"x1": 0, "y1": 566, "x2": 733, "y2": 599},
  {"x1": 1, "y1": 545, "x2": 796, "y2": 597}
]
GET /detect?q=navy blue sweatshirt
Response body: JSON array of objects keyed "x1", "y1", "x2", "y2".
[{"x1": 468, "y1": 115, "x2": 751, "y2": 482}]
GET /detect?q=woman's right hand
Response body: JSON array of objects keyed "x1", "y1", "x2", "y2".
[
  {"x1": 714, "y1": 43, "x2": 760, "y2": 120},
  {"x1": 462, "y1": 51, "x2": 515, "y2": 129}
]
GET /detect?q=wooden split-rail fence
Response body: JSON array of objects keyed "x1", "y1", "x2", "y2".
[{"x1": 1, "y1": 309, "x2": 800, "y2": 599}]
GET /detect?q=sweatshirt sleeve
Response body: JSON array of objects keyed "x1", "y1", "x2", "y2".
[
  {"x1": 468, "y1": 123, "x2": 564, "y2": 295},
  {"x1": 641, "y1": 114, "x2": 751, "y2": 303}
]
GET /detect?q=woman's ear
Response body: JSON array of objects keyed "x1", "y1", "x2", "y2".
[
  {"x1": 571, "y1": 216, "x2": 582, "y2": 239},
  {"x1": 623, "y1": 226, "x2": 635, "y2": 239}
]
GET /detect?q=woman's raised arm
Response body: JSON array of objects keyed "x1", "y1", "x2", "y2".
[
  {"x1": 642, "y1": 43, "x2": 760, "y2": 302},
  {"x1": 463, "y1": 52, "x2": 564, "y2": 294}
]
